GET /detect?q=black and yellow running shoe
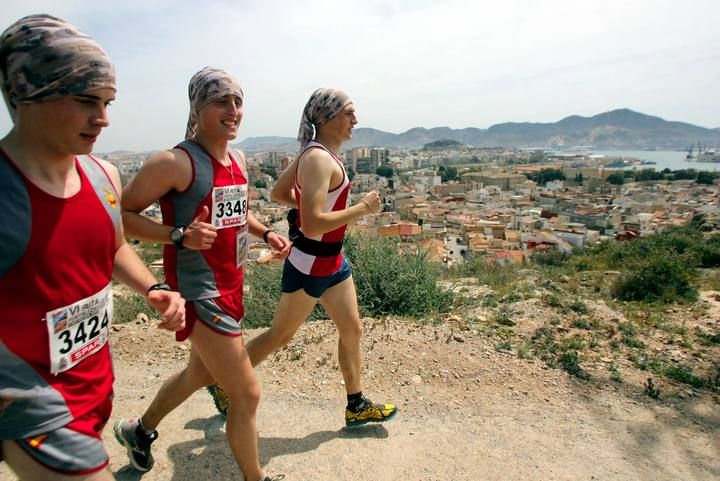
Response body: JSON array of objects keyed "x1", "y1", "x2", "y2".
[
  {"x1": 207, "y1": 383, "x2": 229, "y2": 417},
  {"x1": 345, "y1": 399, "x2": 398, "y2": 428}
]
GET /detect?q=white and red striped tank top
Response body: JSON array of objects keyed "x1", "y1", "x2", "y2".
[{"x1": 287, "y1": 141, "x2": 350, "y2": 276}]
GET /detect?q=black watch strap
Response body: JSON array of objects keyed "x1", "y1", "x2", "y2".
[
  {"x1": 262, "y1": 229, "x2": 274, "y2": 243},
  {"x1": 147, "y1": 282, "x2": 172, "y2": 295}
]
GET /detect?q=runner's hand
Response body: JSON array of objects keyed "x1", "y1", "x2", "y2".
[
  {"x1": 184, "y1": 206, "x2": 217, "y2": 250},
  {"x1": 147, "y1": 290, "x2": 186, "y2": 331},
  {"x1": 361, "y1": 191, "x2": 382, "y2": 213},
  {"x1": 266, "y1": 232, "x2": 292, "y2": 257}
]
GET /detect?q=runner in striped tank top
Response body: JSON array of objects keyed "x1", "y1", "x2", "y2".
[
  {"x1": 286, "y1": 139, "x2": 351, "y2": 276},
  {"x1": 242, "y1": 88, "x2": 398, "y2": 427}
]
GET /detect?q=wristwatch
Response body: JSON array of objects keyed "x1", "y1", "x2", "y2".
[{"x1": 170, "y1": 226, "x2": 185, "y2": 249}]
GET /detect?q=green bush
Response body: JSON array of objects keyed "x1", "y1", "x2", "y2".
[
  {"x1": 663, "y1": 362, "x2": 707, "y2": 388},
  {"x1": 344, "y1": 234, "x2": 453, "y2": 317},
  {"x1": 449, "y1": 256, "x2": 521, "y2": 290},
  {"x1": 577, "y1": 226, "x2": 720, "y2": 273},
  {"x1": 243, "y1": 262, "x2": 284, "y2": 328},
  {"x1": 611, "y1": 255, "x2": 698, "y2": 303},
  {"x1": 560, "y1": 351, "x2": 590, "y2": 380},
  {"x1": 532, "y1": 249, "x2": 569, "y2": 267}
]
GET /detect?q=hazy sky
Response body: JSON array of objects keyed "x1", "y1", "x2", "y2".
[{"x1": 1, "y1": 0, "x2": 718, "y2": 152}]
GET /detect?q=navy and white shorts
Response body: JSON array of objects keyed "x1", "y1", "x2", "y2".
[{"x1": 281, "y1": 256, "x2": 352, "y2": 298}]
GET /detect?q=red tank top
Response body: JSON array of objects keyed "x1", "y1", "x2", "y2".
[
  {"x1": 160, "y1": 140, "x2": 247, "y2": 300},
  {"x1": 0, "y1": 152, "x2": 118, "y2": 438}
]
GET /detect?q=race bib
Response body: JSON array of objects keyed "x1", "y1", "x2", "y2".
[
  {"x1": 212, "y1": 184, "x2": 248, "y2": 229},
  {"x1": 236, "y1": 223, "x2": 249, "y2": 267},
  {"x1": 46, "y1": 284, "x2": 112, "y2": 374}
]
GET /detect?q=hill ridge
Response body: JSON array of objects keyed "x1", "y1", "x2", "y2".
[{"x1": 237, "y1": 108, "x2": 720, "y2": 151}]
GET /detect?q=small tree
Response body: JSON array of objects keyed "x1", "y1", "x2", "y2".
[
  {"x1": 697, "y1": 171, "x2": 717, "y2": 185},
  {"x1": 525, "y1": 168, "x2": 565, "y2": 186},
  {"x1": 440, "y1": 166, "x2": 458, "y2": 182},
  {"x1": 261, "y1": 165, "x2": 277, "y2": 180},
  {"x1": 606, "y1": 172, "x2": 625, "y2": 185},
  {"x1": 376, "y1": 165, "x2": 394, "y2": 178}
]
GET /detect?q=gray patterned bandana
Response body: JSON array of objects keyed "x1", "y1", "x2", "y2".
[
  {"x1": 186, "y1": 67, "x2": 244, "y2": 140},
  {"x1": 0, "y1": 14, "x2": 116, "y2": 121},
  {"x1": 297, "y1": 88, "x2": 352, "y2": 146}
]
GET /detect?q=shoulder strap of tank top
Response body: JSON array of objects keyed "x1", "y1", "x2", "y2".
[
  {"x1": 0, "y1": 151, "x2": 31, "y2": 279},
  {"x1": 76, "y1": 155, "x2": 121, "y2": 229}
]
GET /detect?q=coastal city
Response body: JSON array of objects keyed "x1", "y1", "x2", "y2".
[{"x1": 106, "y1": 143, "x2": 720, "y2": 267}]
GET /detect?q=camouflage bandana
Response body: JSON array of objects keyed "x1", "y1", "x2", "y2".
[
  {"x1": 297, "y1": 88, "x2": 352, "y2": 146},
  {"x1": 185, "y1": 67, "x2": 244, "y2": 140},
  {"x1": 0, "y1": 14, "x2": 116, "y2": 121}
]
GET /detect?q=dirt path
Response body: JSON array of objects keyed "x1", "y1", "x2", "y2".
[{"x1": 2, "y1": 319, "x2": 719, "y2": 481}]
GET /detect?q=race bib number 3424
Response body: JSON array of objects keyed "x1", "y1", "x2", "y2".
[{"x1": 46, "y1": 284, "x2": 112, "y2": 374}]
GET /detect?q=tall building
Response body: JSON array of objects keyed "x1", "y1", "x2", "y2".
[
  {"x1": 268, "y1": 151, "x2": 281, "y2": 167},
  {"x1": 351, "y1": 147, "x2": 371, "y2": 163},
  {"x1": 370, "y1": 148, "x2": 390, "y2": 166},
  {"x1": 355, "y1": 157, "x2": 377, "y2": 173}
]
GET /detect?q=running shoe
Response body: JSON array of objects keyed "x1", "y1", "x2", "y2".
[
  {"x1": 345, "y1": 398, "x2": 398, "y2": 428},
  {"x1": 113, "y1": 417, "x2": 158, "y2": 472},
  {"x1": 207, "y1": 383, "x2": 229, "y2": 417}
]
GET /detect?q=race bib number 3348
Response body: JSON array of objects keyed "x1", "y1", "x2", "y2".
[
  {"x1": 212, "y1": 184, "x2": 248, "y2": 229},
  {"x1": 46, "y1": 284, "x2": 112, "y2": 374}
]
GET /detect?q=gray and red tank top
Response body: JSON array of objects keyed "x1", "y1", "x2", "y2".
[
  {"x1": 287, "y1": 141, "x2": 351, "y2": 276},
  {"x1": 160, "y1": 140, "x2": 248, "y2": 302},
  {"x1": 0, "y1": 150, "x2": 119, "y2": 439}
]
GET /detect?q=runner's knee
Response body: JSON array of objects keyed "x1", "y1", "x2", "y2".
[
  {"x1": 337, "y1": 317, "x2": 363, "y2": 341},
  {"x1": 225, "y1": 382, "x2": 261, "y2": 413},
  {"x1": 269, "y1": 323, "x2": 300, "y2": 348}
]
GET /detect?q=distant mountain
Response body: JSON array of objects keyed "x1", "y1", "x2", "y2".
[
  {"x1": 235, "y1": 136, "x2": 299, "y2": 152},
  {"x1": 237, "y1": 109, "x2": 720, "y2": 150},
  {"x1": 424, "y1": 139, "x2": 464, "y2": 150}
]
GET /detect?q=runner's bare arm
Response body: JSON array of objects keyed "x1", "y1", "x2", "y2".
[
  {"x1": 298, "y1": 149, "x2": 380, "y2": 237},
  {"x1": 100, "y1": 158, "x2": 185, "y2": 331},
  {"x1": 121, "y1": 150, "x2": 193, "y2": 243},
  {"x1": 271, "y1": 157, "x2": 298, "y2": 207}
]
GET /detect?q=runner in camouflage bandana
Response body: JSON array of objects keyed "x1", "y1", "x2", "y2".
[
  {"x1": 0, "y1": 14, "x2": 116, "y2": 121},
  {"x1": 297, "y1": 88, "x2": 352, "y2": 146},
  {"x1": 0, "y1": 13, "x2": 186, "y2": 481},
  {"x1": 185, "y1": 67, "x2": 244, "y2": 140}
]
